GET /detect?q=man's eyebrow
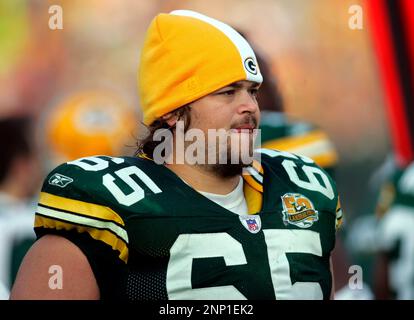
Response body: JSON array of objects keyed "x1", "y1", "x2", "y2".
[{"x1": 226, "y1": 81, "x2": 261, "y2": 89}]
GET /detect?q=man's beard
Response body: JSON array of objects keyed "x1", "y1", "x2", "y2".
[
  {"x1": 206, "y1": 162, "x2": 246, "y2": 178},
  {"x1": 197, "y1": 131, "x2": 255, "y2": 178},
  {"x1": 181, "y1": 114, "x2": 258, "y2": 178}
]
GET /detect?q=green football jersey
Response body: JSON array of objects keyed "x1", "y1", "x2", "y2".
[
  {"x1": 34, "y1": 149, "x2": 341, "y2": 300},
  {"x1": 377, "y1": 163, "x2": 414, "y2": 212},
  {"x1": 376, "y1": 162, "x2": 414, "y2": 299}
]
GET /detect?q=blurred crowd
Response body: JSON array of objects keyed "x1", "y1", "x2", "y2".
[{"x1": 1, "y1": 0, "x2": 411, "y2": 300}]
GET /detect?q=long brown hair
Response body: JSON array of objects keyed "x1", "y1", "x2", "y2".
[{"x1": 136, "y1": 105, "x2": 192, "y2": 159}]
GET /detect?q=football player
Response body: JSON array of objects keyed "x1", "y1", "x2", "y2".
[
  {"x1": 11, "y1": 10, "x2": 342, "y2": 300},
  {"x1": 41, "y1": 90, "x2": 138, "y2": 167},
  {"x1": 0, "y1": 91, "x2": 137, "y2": 295},
  {"x1": 0, "y1": 117, "x2": 39, "y2": 295},
  {"x1": 374, "y1": 160, "x2": 414, "y2": 299}
]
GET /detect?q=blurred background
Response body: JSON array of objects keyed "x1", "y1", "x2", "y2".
[
  {"x1": 1, "y1": 0, "x2": 413, "y2": 299},
  {"x1": 0, "y1": 0, "x2": 389, "y2": 216}
]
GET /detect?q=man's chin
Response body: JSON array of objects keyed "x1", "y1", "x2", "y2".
[{"x1": 209, "y1": 163, "x2": 245, "y2": 178}]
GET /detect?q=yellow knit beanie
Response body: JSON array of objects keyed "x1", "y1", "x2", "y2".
[{"x1": 138, "y1": 10, "x2": 263, "y2": 125}]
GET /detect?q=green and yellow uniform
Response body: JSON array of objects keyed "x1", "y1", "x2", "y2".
[{"x1": 35, "y1": 149, "x2": 341, "y2": 300}]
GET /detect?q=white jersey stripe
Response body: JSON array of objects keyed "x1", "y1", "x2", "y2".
[
  {"x1": 245, "y1": 166, "x2": 263, "y2": 184},
  {"x1": 36, "y1": 205, "x2": 129, "y2": 243}
]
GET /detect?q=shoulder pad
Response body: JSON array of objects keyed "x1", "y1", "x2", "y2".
[
  {"x1": 255, "y1": 148, "x2": 341, "y2": 230},
  {"x1": 257, "y1": 148, "x2": 338, "y2": 201},
  {"x1": 35, "y1": 155, "x2": 154, "y2": 263}
]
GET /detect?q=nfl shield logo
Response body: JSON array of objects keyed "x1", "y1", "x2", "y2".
[
  {"x1": 239, "y1": 215, "x2": 261, "y2": 234},
  {"x1": 246, "y1": 219, "x2": 258, "y2": 231}
]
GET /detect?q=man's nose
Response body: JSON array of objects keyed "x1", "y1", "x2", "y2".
[{"x1": 237, "y1": 91, "x2": 259, "y2": 114}]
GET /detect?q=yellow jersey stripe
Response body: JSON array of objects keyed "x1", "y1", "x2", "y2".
[
  {"x1": 335, "y1": 197, "x2": 343, "y2": 230},
  {"x1": 336, "y1": 197, "x2": 342, "y2": 212},
  {"x1": 39, "y1": 192, "x2": 124, "y2": 227},
  {"x1": 36, "y1": 205, "x2": 128, "y2": 243},
  {"x1": 244, "y1": 182, "x2": 263, "y2": 214},
  {"x1": 252, "y1": 160, "x2": 264, "y2": 174},
  {"x1": 335, "y1": 210, "x2": 343, "y2": 230},
  {"x1": 243, "y1": 159, "x2": 264, "y2": 211},
  {"x1": 244, "y1": 166, "x2": 263, "y2": 184},
  {"x1": 35, "y1": 214, "x2": 128, "y2": 263},
  {"x1": 243, "y1": 174, "x2": 263, "y2": 193}
]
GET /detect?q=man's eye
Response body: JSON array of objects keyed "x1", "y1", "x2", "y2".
[
  {"x1": 219, "y1": 90, "x2": 235, "y2": 96},
  {"x1": 250, "y1": 89, "x2": 259, "y2": 97}
]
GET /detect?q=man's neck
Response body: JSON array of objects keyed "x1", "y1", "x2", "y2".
[{"x1": 165, "y1": 163, "x2": 240, "y2": 195}]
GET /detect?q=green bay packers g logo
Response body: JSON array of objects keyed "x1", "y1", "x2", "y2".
[
  {"x1": 281, "y1": 193, "x2": 319, "y2": 228},
  {"x1": 244, "y1": 57, "x2": 258, "y2": 75}
]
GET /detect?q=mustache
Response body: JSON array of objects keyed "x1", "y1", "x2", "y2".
[{"x1": 230, "y1": 115, "x2": 258, "y2": 129}]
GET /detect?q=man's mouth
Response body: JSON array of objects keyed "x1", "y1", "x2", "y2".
[
  {"x1": 234, "y1": 129, "x2": 253, "y2": 133},
  {"x1": 231, "y1": 124, "x2": 255, "y2": 133}
]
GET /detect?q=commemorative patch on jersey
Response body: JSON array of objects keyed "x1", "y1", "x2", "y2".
[
  {"x1": 239, "y1": 215, "x2": 261, "y2": 234},
  {"x1": 48, "y1": 173, "x2": 74, "y2": 188},
  {"x1": 281, "y1": 193, "x2": 319, "y2": 228}
]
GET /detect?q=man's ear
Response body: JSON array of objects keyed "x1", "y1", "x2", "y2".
[{"x1": 161, "y1": 112, "x2": 179, "y2": 127}]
